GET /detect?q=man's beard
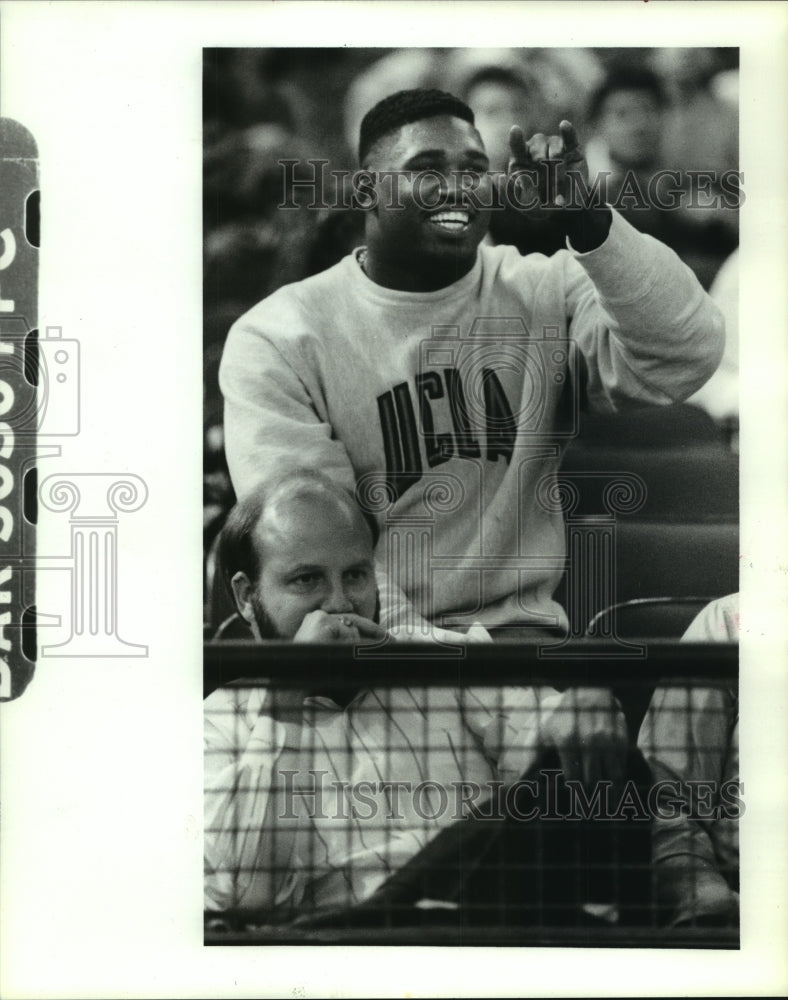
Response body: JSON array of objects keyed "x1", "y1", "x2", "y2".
[
  {"x1": 250, "y1": 595, "x2": 288, "y2": 641},
  {"x1": 250, "y1": 592, "x2": 381, "y2": 708}
]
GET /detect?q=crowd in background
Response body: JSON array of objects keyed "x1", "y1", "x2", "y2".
[{"x1": 203, "y1": 47, "x2": 740, "y2": 593}]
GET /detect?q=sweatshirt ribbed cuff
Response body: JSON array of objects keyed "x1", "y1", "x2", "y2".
[{"x1": 569, "y1": 208, "x2": 661, "y2": 304}]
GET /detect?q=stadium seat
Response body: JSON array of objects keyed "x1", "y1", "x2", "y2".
[
  {"x1": 559, "y1": 445, "x2": 738, "y2": 522},
  {"x1": 554, "y1": 403, "x2": 739, "y2": 634},
  {"x1": 555, "y1": 521, "x2": 738, "y2": 635},
  {"x1": 613, "y1": 521, "x2": 738, "y2": 604},
  {"x1": 560, "y1": 403, "x2": 737, "y2": 522},
  {"x1": 583, "y1": 595, "x2": 735, "y2": 738},
  {"x1": 560, "y1": 404, "x2": 737, "y2": 521},
  {"x1": 585, "y1": 596, "x2": 719, "y2": 640},
  {"x1": 565, "y1": 402, "x2": 727, "y2": 450}
]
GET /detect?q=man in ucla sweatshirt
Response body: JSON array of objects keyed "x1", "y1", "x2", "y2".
[{"x1": 220, "y1": 88, "x2": 724, "y2": 642}]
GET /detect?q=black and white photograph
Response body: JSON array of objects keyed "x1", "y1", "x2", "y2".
[
  {"x1": 203, "y1": 43, "x2": 742, "y2": 946},
  {"x1": 2, "y1": 2, "x2": 788, "y2": 997}
]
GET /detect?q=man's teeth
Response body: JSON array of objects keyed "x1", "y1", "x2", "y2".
[{"x1": 430, "y1": 210, "x2": 470, "y2": 230}]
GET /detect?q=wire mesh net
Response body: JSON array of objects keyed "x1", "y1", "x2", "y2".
[{"x1": 204, "y1": 642, "x2": 738, "y2": 947}]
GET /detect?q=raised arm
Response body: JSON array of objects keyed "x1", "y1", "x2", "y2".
[
  {"x1": 564, "y1": 209, "x2": 725, "y2": 411},
  {"x1": 507, "y1": 120, "x2": 725, "y2": 411}
]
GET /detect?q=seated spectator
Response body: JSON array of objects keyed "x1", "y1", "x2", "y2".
[
  {"x1": 650, "y1": 47, "x2": 740, "y2": 288},
  {"x1": 447, "y1": 51, "x2": 568, "y2": 256},
  {"x1": 584, "y1": 65, "x2": 738, "y2": 288},
  {"x1": 651, "y1": 48, "x2": 738, "y2": 184},
  {"x1": 638, "y1": 593, "x2": 740, "y2": 927},
  {"x1": 446, "y1": 51, "x2": 542, "y2": 171},
  {"x1": 584, "y1": 66, "x2": 668, "y2": 208},
  {"x1": 203, "y1": 122, "x2": 320, "y2": 316},
  {"x1": 204, "y1": 470, "x2": 632, "y2": 915}
]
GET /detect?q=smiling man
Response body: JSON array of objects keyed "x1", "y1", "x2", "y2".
[
  {"x1": 355, "y1": 95, "x2": 492, "y2": 291},
  {"x1": 220, "y1": 87, "x2": 724, "y2": 641}
]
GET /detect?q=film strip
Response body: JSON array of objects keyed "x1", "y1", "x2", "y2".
[
  {"x1": 0, "y1": 118, "x2": 38, "y2": 701},
  {"x1": 0, "y1": 118, "x2": 150, "y2": 703}
]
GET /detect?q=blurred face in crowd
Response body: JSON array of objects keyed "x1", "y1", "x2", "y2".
[
  {"x1": 233, "y1": 487, "x2": 378, "y2": 639},
  {"x1": 465, "y1": 78, "x2": 532, "y2": 172},
  {"x1": 652, "y1": 48, "x2": 718, "y2": 91},
  {"x1": 362, "y1": 114, "x2": 492, "y2": 291},
  {"x1": 596, "y1": 88, "x2": 665, "y2": 170}
]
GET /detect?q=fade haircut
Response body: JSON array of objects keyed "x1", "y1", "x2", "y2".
[
  {"x1": 358, "y1": 88, "x2": 476, "y2": 166},
  {"x1": 219, "y1": 469, "x2": 380, "y2": 598}
]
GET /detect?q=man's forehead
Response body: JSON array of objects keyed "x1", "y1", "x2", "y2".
[
  {"x1": 254, "y1": 489, "x2": 370, "y2": 553},
  {"x1": 373, "y1": 115, "x2": 486, "y2": 162},
  {"x1": 261, "y1": 489, "x2": 342, "y2": 527}
]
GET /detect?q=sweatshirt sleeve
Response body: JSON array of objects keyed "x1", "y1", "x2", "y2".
[
  {"x1": 564, "y1": 209, "x2": 726, "y2": 412},
  {"x1": 221, "y1": 304, "x2": 446, "y2": 635},
  {"x1": 220, "y1": 307, "x2": 357, "y2": 499}
]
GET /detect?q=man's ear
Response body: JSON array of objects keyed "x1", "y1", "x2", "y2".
[
  {"x1": 353, "y1": 168, "x2": 378, "y2": 211},
  {"x1": 230, "y1": 571, "x2": 256, "y2": 626}
]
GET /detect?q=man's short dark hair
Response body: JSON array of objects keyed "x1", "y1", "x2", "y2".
[
  {"x1": 219, "y1": 469, "x2": 380, "y2": 598},
  {"x1": 358, "y1": 88, "x2": 475, "y2": 165},
  {"x1": 587, "y1": 66, "x2": 667, "y2": 123}
]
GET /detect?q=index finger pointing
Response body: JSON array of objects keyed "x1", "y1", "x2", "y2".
[
  {"x1": 508, "y1": 124, "x2": 530, "y2": 163},
  {"x1": 559, "y1": 120, "x2": 579, "y2": 152}
]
